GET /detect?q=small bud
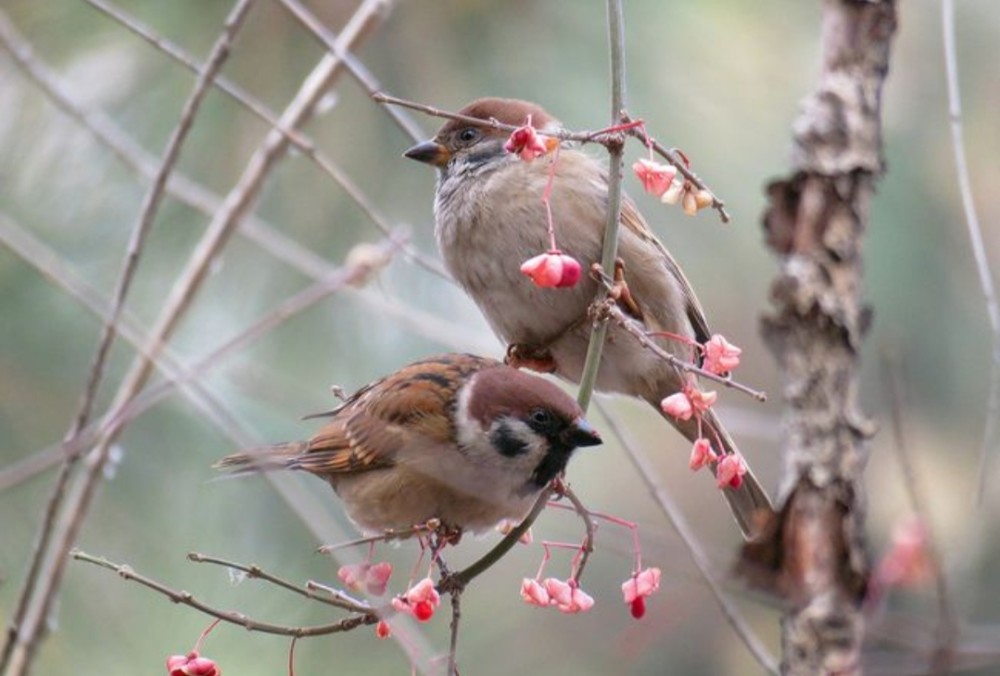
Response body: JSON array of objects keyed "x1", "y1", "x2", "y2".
[
  {"x1": 520, "y1": 251, "x2": 582, "y2": 289},
  {"x1": 520, "y1": 578, "x2": 551, "y2": 607},
  {"x1": 660, "y1": 180, "x2": 685, "y2": 205},
  {"x1": 167, "y1": 652, "x2": 221, "y2": 676},
  {"x1": 716, "y1": 453, "x2": 748, "y2": 489},
  {"x1": 682, "y1": 188, "x2": 699, "y2": 216},
  {"x1": 703, "y1": 334, "x2": 742, "y2": 375},
  {"x1": 504, "y1": 120, "x2": 549, "y2": 162},
  {"x1": 688, "y1": 438, "x2": 715, "y2": 471},
  {"x1": 375, "y1": 620, "x2": 391, "y2": 639},
  {"x1": 685, "y1": 386, "x2": 718, "y2": 413},
  {"x1": 632, "y1": 158, "x2": 677, "y2": 198},
  {"x1": 660, "y1": 392, "x2": 694, "y2": 421}
]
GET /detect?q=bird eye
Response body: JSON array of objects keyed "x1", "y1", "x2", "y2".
[
  {"x1": 529, "y1": 409, "x2": 554, "y2": 427},
  {"x1": 458, "y1": 127, "x2": 480, "y2": 144}
]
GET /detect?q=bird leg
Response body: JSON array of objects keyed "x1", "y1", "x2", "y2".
[
  {"x1": 504, "y1": 343, "x2": 558, "y2": 373},
  {"x1": 432, "y1": 521, "x2": 464, "y2": 548},
  {"x1": 609, "y1": 258, "x2": 644, "y2": 321}
]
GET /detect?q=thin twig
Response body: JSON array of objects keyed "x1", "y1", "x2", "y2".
[
  {"x1": 1, "y1": 2, "x2": 255, "y2": 670},
  {"x1": 0, "y1": 13, "x2": 455, "y2": 341},
  {"x1": 560, "y1": 485, "x2": 597, "y2": 582},
  {"x1": 446, "y1": 589, "x2": 462, "y2": 676},
  {"x1": 941, "y1": 0, "x2": 1000, "y2": 505},
  {"x1": 594, "y1": 300, "x2": 767, "y2": 401},
  {"x1": 80, "y1": 0, "x2": 445, "y2": 279},
  {"x1": 374, "y1": 92, "x2": 633, "y2": 148},
  {"x1": 620, "y1": 114, "x2": 731, "y2": 223},
  {"x1": 104, "y1": 233, "x2": 406, "y2": 434},
  {"x1": 0, "y1": 212, "x2": 256, "y2": 488},
  {"x1": 372, "y1": 91, "x2": 732, "y2": 225},
  {"x1": 318, "y1": 522, "x2": 441, "y2": 554},
  {"x1": 880, "y1": 352, "x2": 957, "y2": 673},
  {"x1": 186, "y1": 552, "x2": 371, "y2": 613},
  {"x1": 595, "y1": 400, "x2": 779, "y2": 675},
  {"x1": 71, "y1": 551, "x2": 378, "y2": 637},
  {"x1": 576, "y1": 0, "x2": 627, "y2": 413},
  {"x1": 81, "y1": 0, "x2": 309, "y2": 149},
  {"x1": 439, "y1": 0, "x2": 631, "y2": 592},
  {"x1": 269, "y1": 0, "x2": 426, "y2": 142}
]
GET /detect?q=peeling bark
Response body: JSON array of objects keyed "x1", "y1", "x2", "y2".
[{"x1": 741, "y1": 1, "x2": 898, "y2": 674}]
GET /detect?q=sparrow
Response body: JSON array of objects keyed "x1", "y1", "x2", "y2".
[
  {"x1": 404, "y1": 98, "x2": 773, "y2": 538},
  {"x1": 216, "y1": 353, "x2": 602, "y2": 536}
]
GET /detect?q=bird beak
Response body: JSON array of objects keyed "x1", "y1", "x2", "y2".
[
  {"x1": 404, "y1": 139, "x2": 451, "y2": 167},
  {"x1": 563, "y1": 417, "x2": 602, "y2": 448}
]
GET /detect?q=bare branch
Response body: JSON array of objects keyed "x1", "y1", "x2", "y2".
[
  {"x1": 186, "y1": 553, "x2": 371, "y2": 613},
  {"x1": 72, "y1": 551, "x2": 378, "y2": 637},
  {"x1": 593, "y1": 298, "x2": 767, "y2": 401},
  {"x1": 941, "y1": 0, "x2": 1000, "y2": 504},
  {"x1": 620, "y1": 114, "x2": 730, "y2": 223}
]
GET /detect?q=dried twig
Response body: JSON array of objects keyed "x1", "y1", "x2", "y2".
[
  {"x1": 559, "y1": 485, "x2": 597, "y2": 582},
  {"x1": 619, "y1": 114, "x2": 730, "y2": 223},
  {"x1": 941, "y1": 0, "x2": 1000, "y2": 504},
  {"x1": 72, "y1": 551, "x2": 378, "y2": 637},
  {"x1": 0, "y1": 212, "x2": 254, "y2": 488},
  {"x1": 593, "y1": 298, "x2": 767, "y2": 402},
  {"x1": 186, "y1": 553, "x2": 371, "y2": 613},
  {"x1": 372, "y1": 92, "x2": 731, "y2": 223}
]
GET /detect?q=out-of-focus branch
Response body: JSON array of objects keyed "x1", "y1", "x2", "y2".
[
  {"x1": 744, "y1": 1, "x2": 898, "y2": 674},
  {"x1": 880, "y1": 354, "x2": 956, "y2": 672},
  {"x1": 1, "y1": 1, "x2": 255, "y2": 670},
  {"x1": 941, "y1": 0, "x2": 1000, "y2": 504}
]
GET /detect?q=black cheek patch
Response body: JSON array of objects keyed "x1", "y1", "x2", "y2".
[
  {"x1": 529, "y1": 443, "x2": 572, "y2": 488},
  {"x1": 490, "y1": 423, "x2": 530, "y2": 458}
]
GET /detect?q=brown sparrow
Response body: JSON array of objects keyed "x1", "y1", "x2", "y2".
[
  {"x1": 404, "y1": 98, "x2": 773, "y2": 538},
  {"x1": 217, "y1": 353, "x2": 601, "y2": 535}
]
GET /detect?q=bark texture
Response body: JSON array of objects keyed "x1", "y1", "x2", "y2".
[{"x1": 743, "y1": 2, "x2": 899, "y2": 674}]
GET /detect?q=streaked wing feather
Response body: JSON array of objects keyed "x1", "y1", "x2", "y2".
[{"x1": 620, "y1": 197, "x2": 712, "y2": 345}]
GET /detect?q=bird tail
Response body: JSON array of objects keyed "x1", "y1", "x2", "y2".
[
  {"x1": 652, "y1": 399, "x2": 774, "y2": 540},
  {"x1": 214, "y1": 441, "x2": 309, "y2": 475}
]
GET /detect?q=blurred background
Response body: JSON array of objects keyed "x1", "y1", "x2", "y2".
[{"x1": 1, "y1": 0, "x2": 998, "y2": 673}]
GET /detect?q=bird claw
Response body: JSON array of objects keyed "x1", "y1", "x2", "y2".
[
  {"x1": 609, "y1": 258, "x2": 644, "y2": 320},
  {"x1": 429, "y1": 521, "x2": 463, "y2": 548},
  {"x1": 505, "y1": 343, "x2": 558, "y2": 373}
]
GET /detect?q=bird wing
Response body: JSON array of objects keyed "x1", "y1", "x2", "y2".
[
  {"x1": 619, "y1": 195, "x2": 713, "y2": 346},
  {"x1": 291, "y1": 357, "x2": 473, "y2": 476}
]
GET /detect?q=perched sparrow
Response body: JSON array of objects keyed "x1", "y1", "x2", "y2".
[
  {"x1": 216, "y1": 353, "x2": 601, "y2": 535},
  {"x1": 404, "y1": 98, "x2": 773, "y2": 538}
]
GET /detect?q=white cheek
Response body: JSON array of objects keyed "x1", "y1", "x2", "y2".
[{"x1": 452, "y1": 382, "x2": 546, "y2": 497}]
